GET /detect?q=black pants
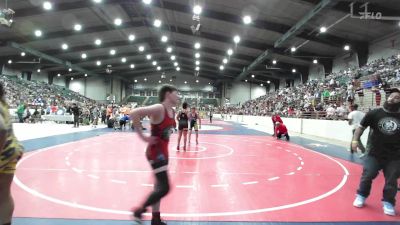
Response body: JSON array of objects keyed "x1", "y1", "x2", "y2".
[
  {"x1": 351, "y1": 129, "x2": 366, "y2": 153},
  {"x1": 73, "y1": 115, "x2": 79, "y2": 127},
  {"x1": 141, "y1": 170, "x2": 170, "y2": 209},
  {"x1": 277, "y1": 133, "x2": 290, "y2": 141},
  {"x1": 357, "y1": 156, "x2": 400, "y2": 205},
  {"x1": 209, "y1": 116, "x2": 212, "y2": 123}
]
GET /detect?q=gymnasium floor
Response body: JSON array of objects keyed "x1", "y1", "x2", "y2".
[{"x1": 12, "y1": 120, "x2": 399, "y2": 225}]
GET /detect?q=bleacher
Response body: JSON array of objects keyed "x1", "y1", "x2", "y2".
[
  {"x1": 124, "y1": 96, "x2": 147, "y2": 105},
  {"x1": 145, "y1": 97, "x2": 159, "y2": 106},
  {"x1": 199, "y1": 98, "x2": 218, "y2": 107}
]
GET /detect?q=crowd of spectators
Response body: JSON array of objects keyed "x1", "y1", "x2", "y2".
[
  {"x1": 218, "y1": 54, "x2": 400, "y2": 120},
  {"x1": 0, "y1": 75, "x2": 134, "y2": 126}
]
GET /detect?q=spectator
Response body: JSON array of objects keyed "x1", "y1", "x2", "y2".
[
  {"x1": 71, "y1": 103, "x2": 80, "y2": 128},
  {"x1": 347, "y1": 104, "x2": 366, "y2": 155}
]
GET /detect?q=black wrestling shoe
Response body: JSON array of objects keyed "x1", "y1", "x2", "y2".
[{"x1": 151, "y1": 219, "x2": 167, "y2": 225}]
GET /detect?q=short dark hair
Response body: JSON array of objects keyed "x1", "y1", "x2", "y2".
[
  {"x1": 158, "y1": 84, "x2": 177, "y2": 102},
  {"x1": 182, "y1": 102, "x2": 188, "y2": 109},
  {"x1": 353, "y1": 104, "x2": 359, "y2": 110}
]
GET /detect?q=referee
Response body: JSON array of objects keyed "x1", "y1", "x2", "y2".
[{"x1": 351, "y1": 89, "x2": 400, "y2": 216}]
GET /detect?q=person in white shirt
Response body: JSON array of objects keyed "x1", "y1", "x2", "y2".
[{"x1": 347, "y1": 104, "x2": 366, "y2": 154}]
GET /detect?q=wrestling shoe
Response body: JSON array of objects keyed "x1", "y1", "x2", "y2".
[
  {"x1": 151, "y1": 219, "x2": 167, "y2": 225},
  {"x1": 131, "y1": 207, "x2": 146, "y2": 225},
  {"x1": 353, "y1": 194, "x2": 366, "y2": 208},
  {"x1": 383, "y1": 201, "x2": 396, "y2": 216}
]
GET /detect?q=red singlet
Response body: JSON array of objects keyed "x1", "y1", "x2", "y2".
[{"x1": 146, "y1": 106, "x2": 176, "y2": 163}]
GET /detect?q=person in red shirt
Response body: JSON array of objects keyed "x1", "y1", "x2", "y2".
[
  {"x1": 271, "y1": 112, "x2": 283, "y2": 136},
  {"x1": 130, "y1": 85, "x2": 178, "y2": 225},
  {"x1": 275, "y1": 122, "x2": 290, "y2": 141}
]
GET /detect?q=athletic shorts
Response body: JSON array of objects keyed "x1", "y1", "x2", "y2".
[
  {"x1": 190, "y1": 120, "x2": 198, "y2": 131},
  {"x1": 178, "y1": 121, "x2": 188, "y2": 131}
]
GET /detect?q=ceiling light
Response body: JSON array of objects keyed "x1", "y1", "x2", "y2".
[
  {"x1": 196, "y1": 80, "x2": 199, "y2": 83},
  {"x1": 251, "y1": 74, "x2": 255, "y2": 78},
  {"x1": 227, "y1": 49, "x2": 233, "y2": 55},
  {"x1": 176, "y1": 67, "x2": 180, "y2": 71},
  {"x1": 96, "y1": 60, "x2": 102, "y2": 66},
  {"x1": 146, "y1": 54, "x2": 152, "y2": 60},
  {"x1": 134, "y1": 79, "x2": 138, "y2": 83},
  {"x1": 174, "y1": 62, "x2": 178, "y2": 66},
  {"x1": 166, "y1": 47, "x2": 173, "y2": 53},
  {"x1": 193, "y1": 5, "x2": 202, "y2": 15},
  {"x1": 158, "y1": 80, "x2": 162, "y2": 83},
  {"x1": 243, "y1": 15, "x2": 252, "y2": 24},
  {"x1": 92, "y1": 0, "x2": 102, "y2": 3},
  {"x1": 153, "y1": 19, "x2": 162, "y2": 27},
  {"x1": 170, "y1": 55, "x2": 176, "y2": 60},
  {"x1": 272, "y1": 60, "x2": 277, "y2": 64},
  {"x1": 195, "y1": 66, "x2": 200, "y2": 71},
  {"x1": 121, "y1": 57, "x2": 127, "y2": 63},
  {"x1": 110, "y1": 49, "x2": 116, "y2": 55},
  {"x1": 320, "y1": 26, "x2": 327, "y2": 33},
  {"x1": 114, "y1": 18, "x2": 122, "y2": 26},
  {"x1": 267, "y1": 80, "x2": 270, "y2": 84},
  {"x1": 194, "y1": 42, "x2": 201, "y2": 49},
  {"x1": 344, "y1": 45, "x2": 350, "y2": 51},
  {"x1": 292, "y1": 69, "x2": 296, "y2": 73},
  {"x1": 37, "y1": 69, "x2": 41, "y2": 72},
  {"x1": 245, "y1": 80, "x2": 248, "y2": 82},
  {"x1": 71, "y1": 77, "x2": 74, "y2": 81},
  {"x1": 57, "y1": 73, "x2": 61, "y2": 77},
  {"x1": 34, "y1": 30, "x2": 42, "y2": 37},
  {"x1": 130, "y1": 64, "x2": 135, "y2": 69},
  {"x1": 61, "y1": 43, "x2": 68, "y2": 50},
  {"x1": 21, "y1": 52, "x2": 26, "y2": 57},
  {"x1": 195, "y1": 53, "x2": 200, "y2": 58},
  {"x1": 81, "y1": 53, "x2": 87, "y2": 59},
  {"x1": 313, "y1": 59, "x2": 318, "y2": 64},
  {"x1": 74, "y1": 24, "x2": 82, "y2": 31},
  {"x1": 291, "y1": 47, "x2": 296, "y2": 52},
  {"x1": 144, "y1": 78, "x2": 147, "y2": 81},
  {"x1": 157, "y1": 66, "x2": 161, "y2": 71},
  {"x1": 68, "y1": 68, "x2": 72, "y2": 72},
  {"x1": 170, "y1": 79, "x2": 173, "y2": 82},
  {"x1": 223, "y1": 58, "x2": 228, "y2": 64},
  {"x1": 138, "y1": 46, "x2": 145, "y2": 52},
  {"x1": 195, "y1": 60, "x2": 200, "y2": 65},
  {"x1": 233, "y1": 35, "x2": 241, "y2": 44},
  {"x1": 152, "y1": 61, "x2": 157, "y2": 66},
  {"x1": 143, "y1": 0, "x2": 152, "y2": 4},
  {"x1": 161, "y1": 35, "x2": 168, "y2": 42},
  {"x1": 184, "y1": 81, "x2": 187, "y2": 84},
  {"x1": 43, "y1": 1, "x2": 52, "y2": 10},
  {"x1": 85, "y1": 74, "x2": 88, "y2": 77},
  {"x1": 128, "y1": 34, "x2": 136, "y2": 41},
  {"x1": 260, "y1": 83, "x2": 264, "y2": 87},
  {"x1": 219, "y1": 65, "x2": 224, "y2": 70},
  {"x1": 94, "y1": 39, "x2": 102, "y2": 45}
]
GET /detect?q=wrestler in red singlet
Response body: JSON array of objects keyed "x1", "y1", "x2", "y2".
[
  {"x1": 147, "y1": 106, "x2": 176, "y2": 164},
  {"x1": 130, "y1": 85, "x2": 179, "y2": 225}
]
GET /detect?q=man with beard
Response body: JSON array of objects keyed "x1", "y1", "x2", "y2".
[{"x1": 351, "y1": 88, "x2": 400, "y2": 216}]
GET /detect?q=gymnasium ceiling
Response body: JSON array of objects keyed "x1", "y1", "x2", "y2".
[{"x1": 0, "y1": 0, "x2": 399, "y2": 85}]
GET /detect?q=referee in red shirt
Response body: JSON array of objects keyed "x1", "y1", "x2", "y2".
[
  {"x1": 272, "y1": 112, "x2": 283, "y2": 136},
  {"x1": 275, "y1": 122, "x2": 290, "y2": 141}
]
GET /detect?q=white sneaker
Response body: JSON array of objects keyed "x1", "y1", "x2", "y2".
[
  {"x1": 353, "y1": 194, "x2": 366, "y2": 208},
  {"x1": 383, "y1": 201, "x2": 396, "y2": 216}
]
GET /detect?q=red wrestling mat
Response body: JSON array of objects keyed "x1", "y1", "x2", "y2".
[{"x1": 13, "y1": 133, "x2": 399, "y2": 222}]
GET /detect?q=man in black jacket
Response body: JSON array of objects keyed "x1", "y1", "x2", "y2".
[{"x1": 71, "y1": 103, "x2": 80, "y2": 128}]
